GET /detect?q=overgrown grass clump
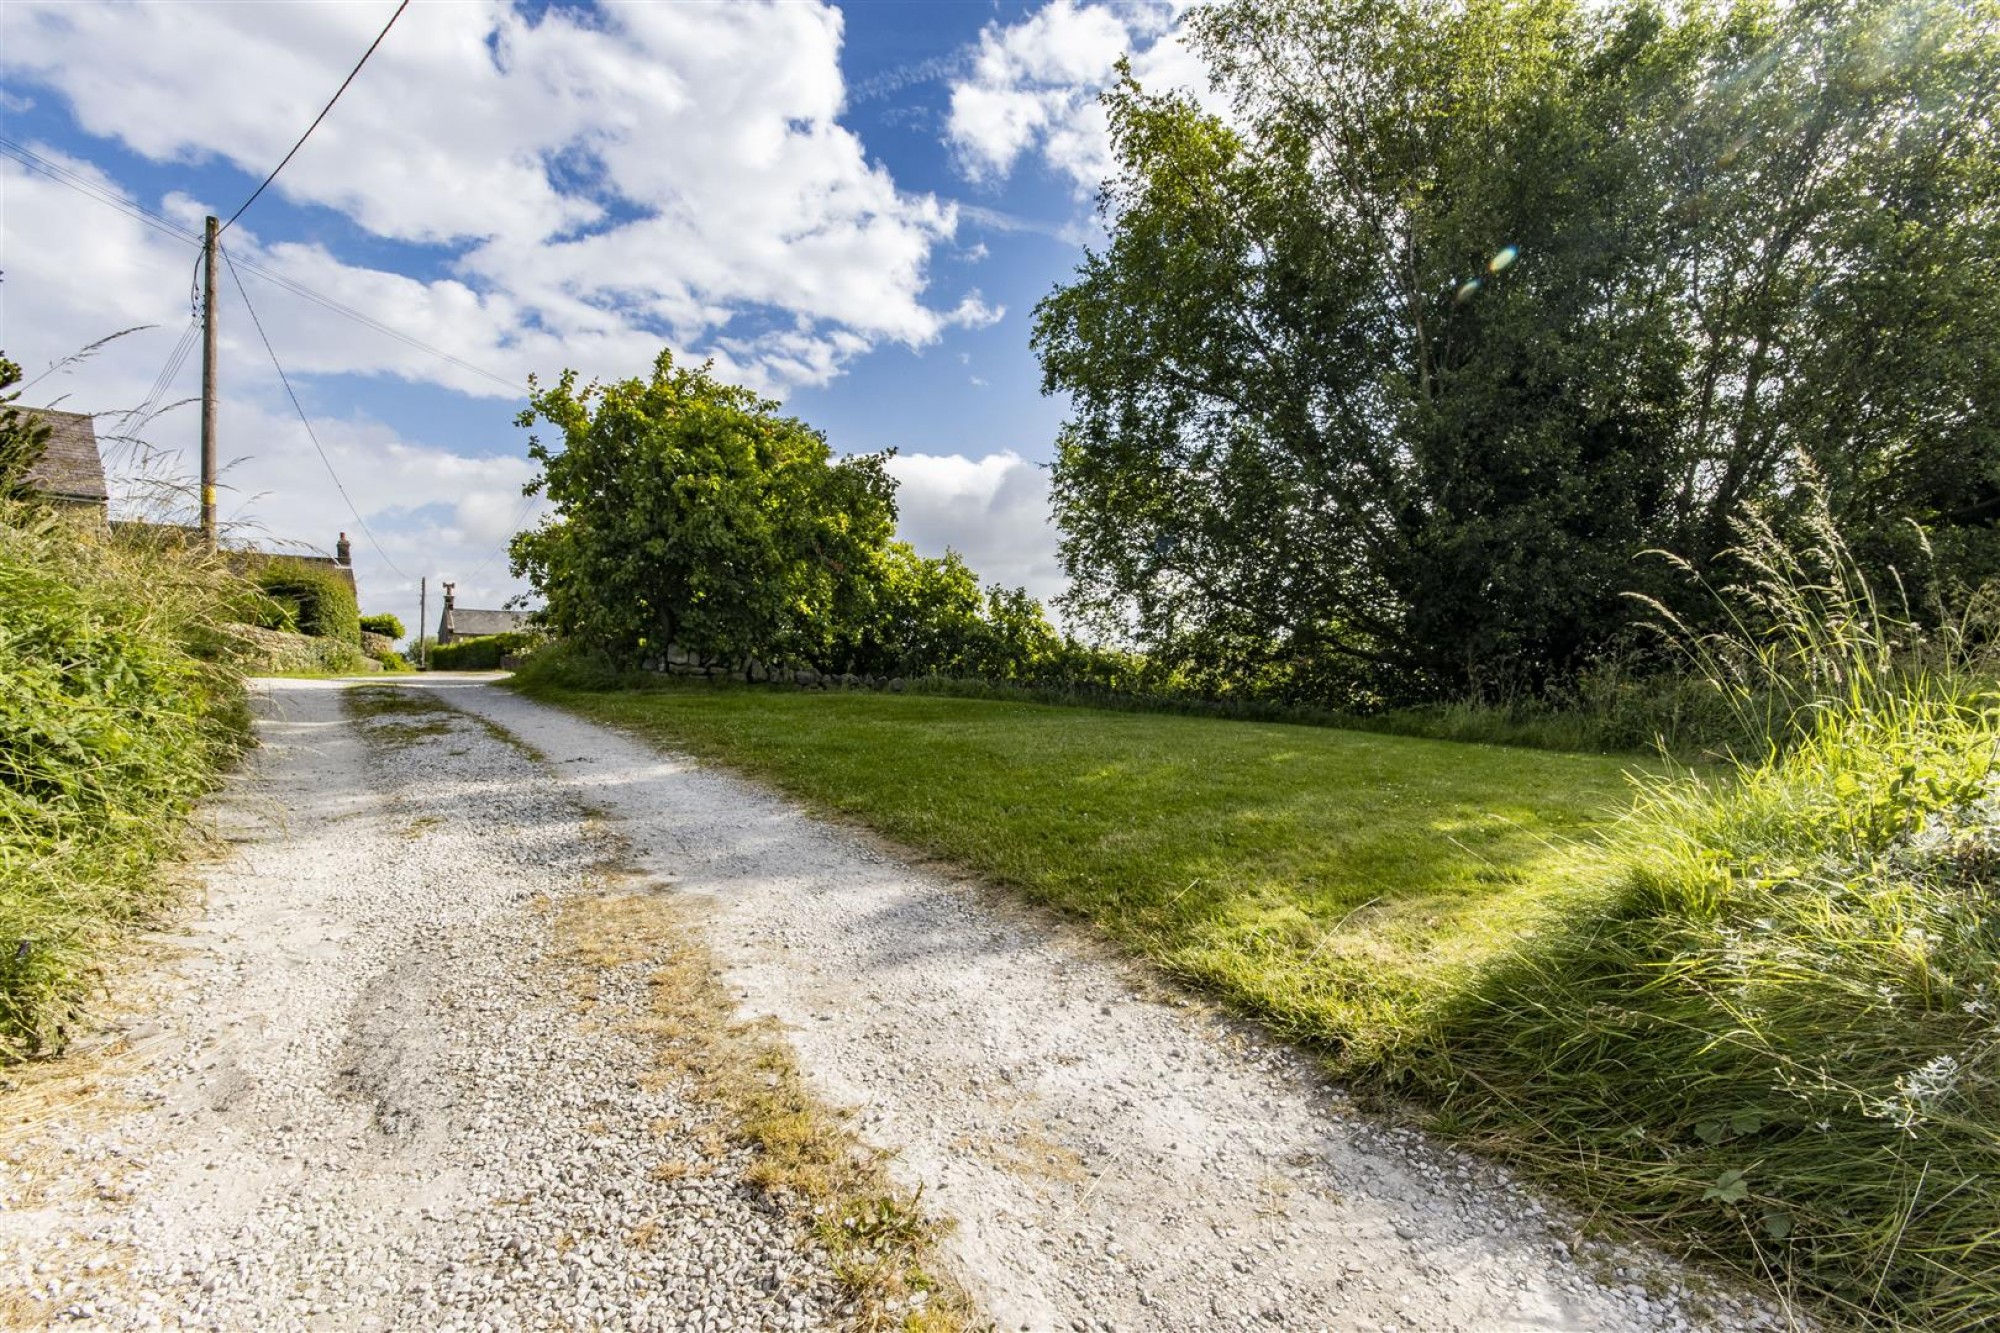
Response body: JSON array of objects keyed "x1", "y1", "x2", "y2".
[
  {"x1": 0, "y1": 509, "x2": 251, "y2": 1058},
  {"x1": 1405, "y1": 522, "x2": 2000, "y2": 1329},
  {"x1": 1412, "y1": 691, "x2": 2000, "y2": 1329}
]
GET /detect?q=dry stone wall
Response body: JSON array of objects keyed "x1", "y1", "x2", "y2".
[{"x1": 640, "y1": 644, "x2": 907, "y2": 693}]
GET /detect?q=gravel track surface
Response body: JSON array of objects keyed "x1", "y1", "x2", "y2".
[
  {"x1": 437, "y1": 679, "x2": 1791, "y2": 1333},
  {"x1": 0, "y1": 679, "x2": 844, "y2": 1331},
  {"x1": 1, "y1": 675, "x2": 1792, "y2": 1333}
]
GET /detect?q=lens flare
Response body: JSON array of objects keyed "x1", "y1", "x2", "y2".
[
  {"x1": 1489, "y1": 246, "x2": 1519, "y2": 273},
  {"x1": 1456, "y1": 278, "x2": 1482, "y2": 303}
]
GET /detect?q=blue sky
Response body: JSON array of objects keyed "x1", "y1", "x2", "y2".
[{"x1": 0, "y1": 0, "x2": 1208, "y2": 630}]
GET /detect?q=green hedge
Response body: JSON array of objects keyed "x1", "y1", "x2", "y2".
[
  {"x1": 254, "y1": 559, "x2": 359, "y2": 644},
  {"x1": 427, "y1": 630, "x2": 534, "y2": 670},
  {"x1": 359, "y1": 612, "x2": 405, "y2": 640}
]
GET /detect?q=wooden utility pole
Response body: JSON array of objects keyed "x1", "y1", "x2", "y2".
[
  {"x1": 419, "y1": 577, "x2": 427, "y2": 670},
  {"x1": 199, "y1": 214, "x2": 220, "y2": 547}
]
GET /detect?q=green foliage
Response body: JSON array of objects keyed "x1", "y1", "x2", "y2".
[
  {"x1": 0, "y1": 506, "x2": 251, "y2": 1058},
  {"x1": 426, "y1": 631, "x2": 535, "y2": 671},
  {"x1": 0, "y1": 354, "x2": 52, "y2": 501},
  {"x1": 822, "y1": 543, "x2": 1065, "y2": 680},
  {"x1": 513, "y1": 348, "x2": 1069, "y2": 683},
  {"x1": 253, "y1": 558, "x2": 360, "y2": 645},
  {"x1": 1037, "y1": 0, "x2": 2000, "y2": 703},
  {"x1": 511, "y1": 350, "x2": 898, "y2": 668},
  {"x1": 1400, "y1": 513, "x2": 2000, "y2": 1329},
  {"x1": 359, "y1": 612, "x2": 405, "y2": 640}
]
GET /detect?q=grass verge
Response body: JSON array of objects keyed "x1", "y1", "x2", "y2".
[
  {"x1": 509, "y1": 672, "x2": 1639, "y2": 1077},
  {"x1": 1409, "y1": 680, "x2": 2000, "y2": 1331},
  {"x1": 0, "y1": 508, "x2": 252, "y2": 1060},
  {"x1": 516, "y1": 659, "x2": 2000, "y2": 1329}
]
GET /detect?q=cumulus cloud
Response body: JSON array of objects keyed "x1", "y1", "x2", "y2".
[
  {"x1": 2, "y1": 0, "x2": 993, "y2": 395},
  {"x1": 945, "y1": 0, "x2": 1216, "y2": 194},
  {"x1": 2, "y1": 154, "x2": 1058, "y2": 621},
  {"x1": 3, "y1": 155, "x2": 543, "y2": 615},
  {"x1": 886, "y1": 451, "x2": 1064, "y2": 607}
]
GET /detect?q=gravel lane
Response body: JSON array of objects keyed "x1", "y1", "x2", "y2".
[
  {"x1": 439, "y1": 679, "x2": 1791, "y2": 1333},
  {"x1": 0, "y1": 678, "x2": 845, "y2": 1332}
]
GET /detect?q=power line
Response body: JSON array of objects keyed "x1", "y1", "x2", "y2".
[
  {"x1": 462, "y1": 489, "x2": 542, "y2": 585},
  {"x1": 218, "y1": 0, "x2": 410, "y2": 237},
  {"x1": 221, "y1": 245, "x2": 411, "y2": 582},
  {"x1": 0, "y1": 138, "x2": 201, "y2": 246},
  {"x1": 3, "y1": 136, "x2": 525, "y2": 396},
  {"x1": 224, "y1": 253, "x2": 525, "y2": 395},
  {"x1": 123, "y1": 316, "x2": 202, "y2": 428}
]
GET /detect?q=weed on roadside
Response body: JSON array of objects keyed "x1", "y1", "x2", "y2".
[
  {"x1": 558, "y1": 886, "x2": 977, "y2": 1332},
  {"x1": 0, "y1": 507, "x2": 252, "y2": 1060}
]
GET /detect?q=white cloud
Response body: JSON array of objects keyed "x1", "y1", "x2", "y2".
[
  {"x1": 885, "y1": 451, "x2": 1063, "y2": 607},
  {"x1": 1, "y1": 0, "x2": 985, "y2": 394},
  {"x1": 2, "y1": 155, "x2": 1057, "y2": 624},
  {"x1": 2, "y1": 157, "x2": 542, "y2": 615},
  {"x1": 945, "y1": 0, "x2": 1216, "y2": 194}
]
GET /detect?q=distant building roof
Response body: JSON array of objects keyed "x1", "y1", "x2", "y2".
[
  {"x1": 19, "y1": 409, "x2": 108, "y2": 504},
  {"x1": 440, "y1": 607, "x2": 528, "y2": 642}
]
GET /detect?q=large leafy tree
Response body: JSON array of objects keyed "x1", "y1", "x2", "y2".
[
  {"x1": 511, "y1": 350, "x2": 1067, "y2": 679},
  {"x1": 511, "y1": 351, "x2": 897, "y2": 667},
  {"x1": 0, "y1": 355, "x2": 52, "y2": 502},
  {"x1": 1036, "y1": 0, "x2": 2000, "y2": 700}
]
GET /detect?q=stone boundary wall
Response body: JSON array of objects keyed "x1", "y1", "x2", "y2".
[{"x1": 639, "y1": 644, "x2": 910, "y2": 693}]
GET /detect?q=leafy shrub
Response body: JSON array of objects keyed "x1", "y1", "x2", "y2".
[
  {"x1": 253, "y1": 558, "x2": 359, "y2": 645},
  {"x1": 1403, "y1": 508, "x2": 2000, "y2": 1329},
  {"x1": 0, "y1": 507, "x2": 251, "y2": 1058},
  {"x1": 427, "y1": 631, "x2": 535, "y2": 670},
  {"x1": 359, "y1": 612, "x2": 405, "y2": 640}
]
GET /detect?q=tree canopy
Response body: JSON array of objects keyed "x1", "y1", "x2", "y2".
[
  {"x1": 0, "y1": 355, "x2": 52, "y2": 502},
  {"x1": 1035, "y1": 0, "x2": 2000, "y2": 702},
  {"x1": 511, "y1": 350, "x2": 1067, "y2": 679},
  {"x1": 511, "y1": 351, "x2": 898, "y2": 667}
]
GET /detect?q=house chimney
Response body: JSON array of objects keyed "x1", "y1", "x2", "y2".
[
  {"x1": 335, "y1": 532, "x2": 352, "y2": 565},
  {"x1": 440, "y1": 581, "x2": 456, "y2": 644}
]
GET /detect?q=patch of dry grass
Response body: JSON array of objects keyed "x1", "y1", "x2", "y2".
[{"x1": 557, "y1": 883, "x2": 977, "y2": 1332}]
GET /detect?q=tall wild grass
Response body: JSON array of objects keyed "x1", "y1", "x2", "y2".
[
  {"x1": 0, "y1": 506, "x2": 251, "y2": 1059},
  {"x1": 1408, "y1": 506, "x2": 2000, "y2": 1329}
]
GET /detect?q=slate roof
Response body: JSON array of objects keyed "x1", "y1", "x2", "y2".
[
  {"x1": 441, "y1": 607, "x2": 528, "y2": 642},
  {"x1": 19, "y1": 409, "x2": 108, "y2": 504}
]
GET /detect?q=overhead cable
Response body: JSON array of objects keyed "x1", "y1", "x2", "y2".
[
  {"x1": 0, "y1": 137, "x2": 201, "y2": 245},
  {"x1": 3, "y1": 137, "x2": 525, "y2": 397},
  {"x1": 218, "y1": 0, "x2": 411, "y2": 236},
  {"x1": 221, "y1": 245, "x2": 411, "y2": 581}
]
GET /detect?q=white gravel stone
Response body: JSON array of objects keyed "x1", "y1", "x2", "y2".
[
  {"x1": 435, "y1": 678, "x2": 1796, "y2": 1333},
  {"x1": 0, "y1": 678, "x2": 841, "y2": 1331}
]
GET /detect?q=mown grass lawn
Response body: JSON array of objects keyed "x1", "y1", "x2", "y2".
[{"x1": 516, "y1": 680, "x2": 1642, "y2": 1065}]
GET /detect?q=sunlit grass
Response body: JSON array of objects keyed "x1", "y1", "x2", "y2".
[
  {"x1": 0, "y1": 507, "x2": 251, "y2": 1058},
  {"x1": 511, "y1": 677, "x2": 1640, "y2": 1066}
]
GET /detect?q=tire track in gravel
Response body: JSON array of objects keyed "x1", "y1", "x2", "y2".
[
  {"x1": 0, "y1": 678, "x2": 850, "y2": 1332},
  {"x1": 436, "y1": 678, "x2": 1794, "y2": 1333}
]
